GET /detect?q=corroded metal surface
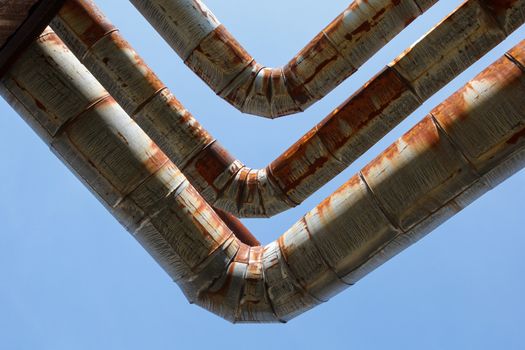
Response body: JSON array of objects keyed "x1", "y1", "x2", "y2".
[
  {"x1": 51, "y1": 0, "x2": 525, "y2": 217},
  {"x1": 129, "y1": 0, "x2": 437, "y2": 118},
  {"x1": 2, "y1": 28, "x2": 525, "y2": 322},
  {"x1": 0, "y1": 0, "x2": 39, "y2": 48},
  {"x1": 0, "y1": 0, "x2": 66, "y2": 77}
]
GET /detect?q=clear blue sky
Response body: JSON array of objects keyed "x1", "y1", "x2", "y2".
[{"x1": 1, "y1": 1, "x2": 525, "y2": 348}]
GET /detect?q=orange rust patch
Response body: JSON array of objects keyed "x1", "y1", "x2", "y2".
[
  {"x1": 317, "y1": 67, "x2": 409, "y2": 154},
  {"x1": 181, "y1": 186, "x2": 229, "y2": 249},
  {"x1": 433, "y1": 56, "x2": 522, "y2": 127},
  {"x1": 143, "y1": 140, "x2": 169, "y2": 174},
  {"x1": 234, "y1": 243, "x2": 251, "y2": 264},
  {"x1": 361, "y1": 116, "x2": 439, "y2": 178},
  {"x1": 108, "y1": 32, "x2": 165, "y2": 94},
  {"x1": 270, "y1": 129, "x2": 331, "y2": 193},
  {"x1": 193, "y1": 142, "x2": 235, "y2": 188},
  {"x1": 214, "y1": 208, "x2": 260, "y2": 246},
  {"x1": 400, "y1": 116, "x2": 441, "y2": 150}
]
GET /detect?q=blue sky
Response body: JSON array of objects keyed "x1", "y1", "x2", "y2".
[{"x1": 1, "y1": 1, "x2": 524, "y2": 348}]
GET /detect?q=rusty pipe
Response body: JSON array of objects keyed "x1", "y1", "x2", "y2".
[
  {"x1": 50, "y1": 0, "x2": 525, "y2": 218},
  {"x1": 2, "y1": 29, "x2": 525, "y2": 322},
  {"x1": 126, "y1": 0, "x2": 439, "y2": 118}
]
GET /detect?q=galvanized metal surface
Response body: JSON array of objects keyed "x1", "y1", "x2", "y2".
[
  {"x1": 51, "y1": 0, "x2": 525, "y2": 218},
  {"x1": 129, "y1": 0, "x2": 438, "y2": 118},
  {"x1": 2, "y1": 29, "x2": 525, "y2": 322}
]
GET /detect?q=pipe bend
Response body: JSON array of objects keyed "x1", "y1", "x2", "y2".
[
  {"x1": 130, "y1": 0, "x2": 436, "y2": 118},
  {"x1": 50, "y1": 0, "x2": 525, "y2": 218},
  {"x1": 4, "y1": 30, "x2": 525, "y2": 322}
]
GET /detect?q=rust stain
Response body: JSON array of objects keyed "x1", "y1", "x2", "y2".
[
  {"x1": 193, "y1": 141, "x2": 235, "y2": 188},
  {"x1": 8, "y1": 17, "x2": 525, "y2": 322},
  {"x1": 214, "y1": 208, "x2": 260, "y2": 246},
  {"x1": 181, "y1": 186, "x2": 229, "y2": 253},
  {"x1": 361, "y1": 116, "x2": 440, "y2": 178},
  {"x1": 57, "y1": 0, "x2": 116, "y2": 49},
  {"x1": 506, "y1": 127, "x2": 525, "y2": 144},
  {"x1": 433, "y1": 56, "x2": 522, "y2": 127},
  {"x1": 270, "y1": 128, "x2": 331, "y2": 193},
  {"x1": 110, "y1": 32, "x2": 165, "y2": 95},
  {"x1": 401, "y1": 116, "x2": 441, "y2": 150},
  {"x1": 318, "y1": 67, "x2": 409, "y2": 154},
  {"x1": 34, "y1": 98, "x2": 48, "y2": 112},
  {"x1": 484, "y1": 0, "x2": 518, "y2": 14},
  {"x1": 234, "y1": 243, "x2": 251, "y2": 264},
  {"x1": 143, "y1": 140, "x2": 169, "y2": 174},
  {"x1": 207, "y1": 25, "x2": 251, "y2": 66}
]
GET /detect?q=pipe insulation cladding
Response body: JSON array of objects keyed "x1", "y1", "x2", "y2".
[
  {"x1": 50, "y1": 0, "x2": 525, "y2": 217},
  {"x1": 2, "y1": 28, "x2": 525, "y2": 322}
]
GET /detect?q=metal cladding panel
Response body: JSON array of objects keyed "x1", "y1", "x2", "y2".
[
  {"x1": 51, "y1": 0, "x2": 525, "y2": 218},
  {"x1": 131, "y1": 0, "x2": 436, "y2": 117},
  {"x1": 2, "y1": 0, "x2": 525, "y2": 324}
]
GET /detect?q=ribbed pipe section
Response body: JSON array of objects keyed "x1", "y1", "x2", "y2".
[
  {"x1": 2, "y1": 29, "x2": 525, "y2": 322},
  {"x1": 51, "y1": 0, "x2": 525, "y2": 217},
  {"x1": 128, "y1": 0, "x2": 438, "y2": 117}
]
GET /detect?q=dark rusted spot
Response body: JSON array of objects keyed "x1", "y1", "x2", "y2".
[
  {"x1": 507, "y1": 127, "x2": 525, "y2": 144},
  {"x1": 34, "y1": 98, "x2": 48, "y2": 112},
  {"x1": 483, "y1": 0, "x2": 518, "y2": 14},
  {"x1": 207, "y1": 25, "x2": 251, "y2": 66},
  {"x1": 214, "y1": 208, "x2": 260, "y2": 246},
  {"x1": 372, "y1": 8, "x2": 387, "y2": 21},
  {"x1": 233, "y1": 167, "x2": 249, "y2": 211},
  {"x1": 192, "y1": 141, "x2": 236, "y2": 188},
  {"x1": 345, "y1": 21, "x2": 371, "y2": 41},
  {"x1": 283, "y1": 63, "x2": 314, "y2": 106},
  {"x1": 186, "y1": 24, "x2": 252, "y2": 93}
]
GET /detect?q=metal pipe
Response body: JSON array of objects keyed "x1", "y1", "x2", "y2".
[
  {"x1": 51, "y1": 0, "x2": 525, "y2": 218},
  {"x1": 126, "y1": 0, "x2": 439, "y2": 118},
  {"x1": 2, "y1": 29, "x2": 525, "y2": 322},
  {"x1": 0, "y1": 0, "x2": 39, "y2": 48},
  {"x1": 0, "y1": 0, "x2": 66, "y2": 77}
]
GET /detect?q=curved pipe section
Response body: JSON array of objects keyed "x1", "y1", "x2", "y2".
[
  {"x1": 50, "y1": 0, "x2": 525, "y2": 218},
  {"x1": 2, "y1": 30, "x2": 525, "y2": 322},
  {"x1": 128, "y1": 0, "x2": 438, "y2": 118}
]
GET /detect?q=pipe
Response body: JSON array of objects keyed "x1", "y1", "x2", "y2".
[
  {"x1": 50, "y1": 0, "x2": 525, "y2": 218},
  {"x1": 0, "y1": 0, "x2": 66, "y2": 77},
  {"x1": 126, "y1": 0, "x2": 439, "y2": 118},
  {"x1": 0, "y1": 0, "x2": 39, "y2": 48},
  {"x1": 2, "y1": 29, "x2": 525, "y2": 322}
]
